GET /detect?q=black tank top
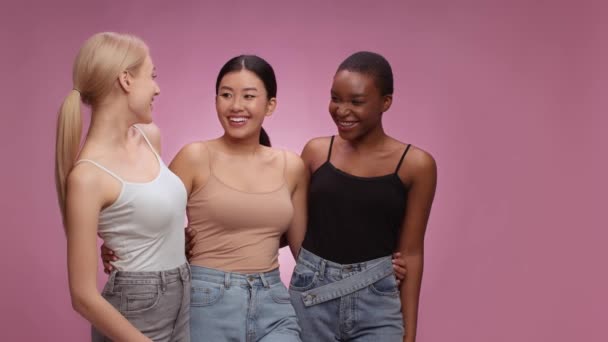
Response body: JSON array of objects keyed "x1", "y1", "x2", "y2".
[{"x1": 302, "y1": 136, "x2": 411, "y2": 264}]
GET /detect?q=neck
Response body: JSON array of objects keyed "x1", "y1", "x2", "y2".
[
  {"x1": 343, "y1": 122, "x2": 388, "y2": 152},
  {"x1": 87, "y1": 102, "x2": 137, "y2": 147},
  {"x1": 219, "y1": 133, "x2": 263, "y2": 155}
]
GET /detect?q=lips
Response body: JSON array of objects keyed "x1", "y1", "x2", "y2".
[
  {"x1": 336, "y1": 120, "x2": 359, "y2": 130},
  {"x1": 227, "y1": 116, "x2": 250, "y2": 127}
]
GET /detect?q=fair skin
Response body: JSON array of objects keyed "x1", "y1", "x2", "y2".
[
  {"x1": 102, "y1": 71, "x2": 409, "y2": 281},
  {"x1": 171, "y1": 69, "x2": 309, "y2": 257},
  {"x1": 66, "y1": 54, "x2": 159, "y2": 342},
  {"x1": 299, "y1": 70, "x2": 436, "y2": 342},
  {"x1": 103, "y1": 69, "x2": 308, "y2": 268}
]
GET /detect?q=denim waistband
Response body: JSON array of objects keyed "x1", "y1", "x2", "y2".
[
  {"x1": 109, "y1": 262, "x2": 190, "y2": 286},
  {"x1": 191, "y1": 265, "x2": 282, "y2": 289},
  {"x1": 296, "y1": 248, "x2": 394, "y2": 307},
  {"x1": 297, "y1": 247, "x2": 392, "y2": 277}
]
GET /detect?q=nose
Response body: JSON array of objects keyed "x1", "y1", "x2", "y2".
[
  {"x1": 154, "y1": 83, "x2": 160, "y2": 96},
  {"x1": 230, "y1": 97, "x2": 244, "y2": 112},
  {"x1": 335, "y1": 104, "x2": 350, "y2": 117}
]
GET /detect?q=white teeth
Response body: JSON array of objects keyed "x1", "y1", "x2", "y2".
[
  {"x1": 339, "y1": 121, "x2": 356, "y2": 127},
  {"x1": 229, "y1": 117, "x2": 247, "y2": 123}
]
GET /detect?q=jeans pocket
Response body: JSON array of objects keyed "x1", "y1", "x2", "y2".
[
  {"x1": 190, "y1": 279, "x2": 224, "y2": 307},
  {"x1": 369, "y1": 275, "x2": 400, "y2": 297},
  {"x1": 120, "y1": 284, "x2": 162, "y2": 315},
  {"x1": 101, "y1": 279, "x2": 114, "y2": 296},
  {"x1": 289, "y1": 262, "x2": 318, "y2": 291},
  {"x1": 101, "y1": 291, "x2": 122, "y2": 313},
  {"x1": 269, "y1": 283, "x2": 292, "y2": 304}
]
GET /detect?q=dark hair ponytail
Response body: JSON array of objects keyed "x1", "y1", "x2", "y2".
[
  {"x1": 216, "y1": 55, "x2": 276, "y2": 148},
  {"x1": 259, "y1": 127, "x2": 271, "y2": 147}
]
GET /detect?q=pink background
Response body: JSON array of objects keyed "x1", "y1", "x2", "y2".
[{"x1": 1, "y1": 0, "x2": 605, "y2": 341}]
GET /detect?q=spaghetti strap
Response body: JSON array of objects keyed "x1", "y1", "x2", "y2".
[
  {"x1": 133, "y1": 125, "x2": 161, "y2": 160},
  {"x1": 394, "y1": 144, "x2": 412, "y2": 174},
  {"x1": 327, "y1": 136, "x2": 335, "y2": 162},
  {"x1": 205, "y1": 143, "x2": 219, "y2": 178},
  {"x1": 75, "y1": 159, "x2": 124, "y2": 183},
  {"x1": 282, "y1": 149, "x2": 288, "y2": 180}
]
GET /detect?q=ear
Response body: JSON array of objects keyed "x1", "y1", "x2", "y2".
[
  {"x1": 265, "y1": 97, "x2": 277, "y2": 117},
  {"x1": 117, "y1": 70, "x2": 132, "y2": 93},
  {"x1": 381, "y1": 94, "x2": 393, "y2": 112}
]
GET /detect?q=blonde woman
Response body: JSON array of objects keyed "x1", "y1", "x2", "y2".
[{"x1": 55, "y1": 32, "x2": 190, "y2": 342}]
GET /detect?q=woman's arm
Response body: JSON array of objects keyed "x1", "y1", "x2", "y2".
[
  {"x1": 66, "y1": 167, "x2": 150, "y2": 342},
  {"x1": 102, "y1": 142, "x2": 210, "y2": 270},
  {"x1": 396, "y1": 148, "x2": 437, "y2": 342},
  {"x1": 169, "y1": 142, "x2": 208, "y2": 197},
  {"x1": 284, "y1": 151, "x2": 309, "y2": 259}
]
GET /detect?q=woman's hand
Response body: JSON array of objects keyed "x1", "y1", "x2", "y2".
[
  {"x1": 100, "y1": 242, "x2": 117, "y2": 274},
  {"x1": 392, "y1": 252, "x2": 407, "y2": 285},
  {"x1": 185, "y1": 227, "x2": 197, "y2": 261}
]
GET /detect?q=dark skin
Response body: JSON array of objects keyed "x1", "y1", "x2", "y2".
[
  {"x1": 102, "y1": 230, "x2": 408, "y2": 284},
  {"x1": 100, "y1": 72, "x2": 409, "y2": 283},
  {"x1": 305, "y1": 69, "x2": 437, "y2": 342},
  {"x1": 101, "y1": 74, "x2": 423, "y2": 327}
]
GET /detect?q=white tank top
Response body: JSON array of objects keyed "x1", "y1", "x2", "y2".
[{"x1": 76, "y1": 126, "x2": 187, "y2": 271}]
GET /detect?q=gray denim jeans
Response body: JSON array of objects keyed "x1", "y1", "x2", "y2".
[{"x1": 92, "y1": 262, "x2": 191, "y2": 342}]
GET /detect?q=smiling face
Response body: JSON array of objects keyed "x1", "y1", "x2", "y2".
[
  {"x1": 329, "y1": 69, "x2": 392, "y2": 141},
  {"x1": 126, "y1": 54, "x2": 160, "y2": 123},
  {"x1": 215, "y1": 69, "x2": 276, "y2": 142}
]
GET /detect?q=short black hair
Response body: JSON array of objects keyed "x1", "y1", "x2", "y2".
[{"x1": 337, "y1": 51, "x2": 393, "y2": 96}]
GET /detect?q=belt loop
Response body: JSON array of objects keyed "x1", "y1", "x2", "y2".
[
  {"x1": 108, "y1": 270, "x2": 118, "y2": 292},
  {"x1": 260, "y1": 273, "x2": 270, "y2": 288},
  {"x1": 224, "y1": 272, "x2": 231, "y2": 289},
  {"x1": 160, "y1": 271, "x2": 167, "y2": 292},
  {"x1": 180, "y1": 264, "x2": 190, "y2": 281},
  {"x1": 318, "y1": 260, "x2": 326, "y2": 281}
]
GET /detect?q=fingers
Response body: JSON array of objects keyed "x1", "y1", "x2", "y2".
[
  {"x1": 103, "y1": 261, "x2": 114, "y2": 275},
  {"x1": 185, "y1": 227, "x2": 197, "y2": 242},
  {"x1": 393, "y1": 263, "x2": 407, "y2": 280},
  {"x1": 187, "y1": 250, "x2": 194, "y2": 262},
  {"x1": 101, "y1": 249, "x2": 118, "y2": 263},
  {"x1": 186, "y1": 236, "x2": 196, "y2": 251},
  {"x1": 185, "y1": 227, "x2": 197, "y2": 261},
  {"x1": 100, "y1": 243, "x2": 118, "y2": 275},
  {"x1": 392, "y1": 252, "x2": 407, "y2": 281},
  {"x1": 186, "y1": 241, "x2": 195, "y2": 261}
]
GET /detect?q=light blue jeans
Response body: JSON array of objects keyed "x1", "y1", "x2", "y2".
[
  {"x1": 289, "y1": 248, "x2": 404, "y2": 342},
  {"x1": 190, "y1": 265, "x2": 301, "y2": 342}
]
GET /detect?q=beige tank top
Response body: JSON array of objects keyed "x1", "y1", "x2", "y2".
[{"x1": 187, "y1": 145, "x2": 294, "y2": 273}]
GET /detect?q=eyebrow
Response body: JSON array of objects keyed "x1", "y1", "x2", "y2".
[
  {"x1": 331, "y1": 91, "x2": 366, "y2": 98},
  {"x1": 219, "y1": 86, "x2": 258, "y2": 92}
]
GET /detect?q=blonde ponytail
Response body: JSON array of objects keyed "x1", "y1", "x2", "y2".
[
  {"x1": 55, "y1": 89, "x2": 82, "y2": 224},
  {"x1": 54, "y1": 32, "x2": 148, "y2": 230}
]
